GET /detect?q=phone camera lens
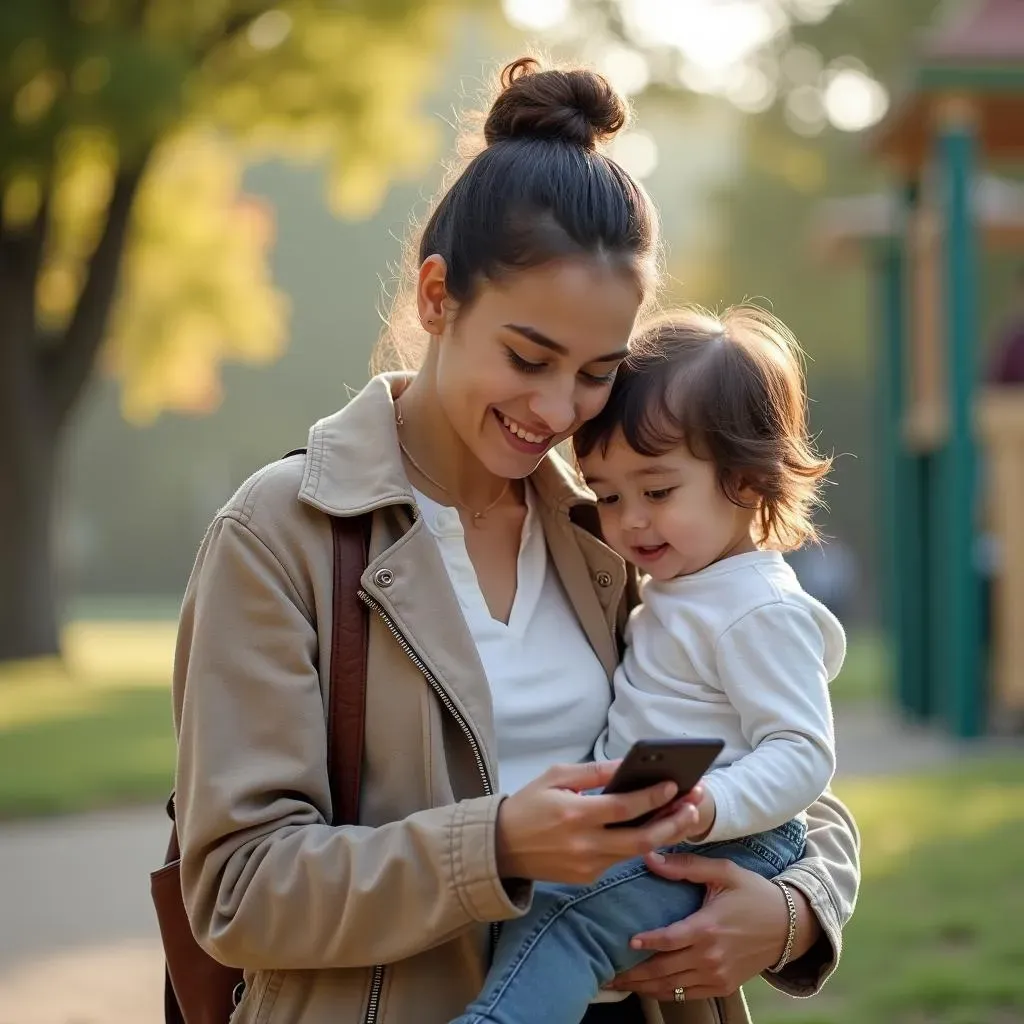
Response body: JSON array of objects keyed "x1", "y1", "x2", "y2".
[{"x1": 641, "y1": 753, "x2": 661, "y2": 763}]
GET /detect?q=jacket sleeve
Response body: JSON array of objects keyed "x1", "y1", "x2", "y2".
[
  {"x1": 173, "y1": 513, "x2": 528, "y2": 972},
  {"x1": 763, "y1": 787, "x2": 860, "y2": 995}
]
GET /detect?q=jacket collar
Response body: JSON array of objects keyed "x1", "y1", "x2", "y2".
[{"x1": 297, "y1": 372, "x2": 597, "y2": 519}]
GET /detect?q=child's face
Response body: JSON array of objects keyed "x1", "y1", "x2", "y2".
[{"x1": 578, "y1": 430, "x2": 757, "y2": 581}]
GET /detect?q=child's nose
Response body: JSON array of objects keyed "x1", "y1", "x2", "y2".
[{"x1": 621, "y1": 504, "x2": 650, "y2": 530}]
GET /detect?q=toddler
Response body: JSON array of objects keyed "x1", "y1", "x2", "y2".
[{"x1": 453, "y1": 307, "x2": 846, "y2": 1024}]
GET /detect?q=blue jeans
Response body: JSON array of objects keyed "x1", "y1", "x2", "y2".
[{"x1": 451, "y1": 819, "x2": 806, "y2": 1024}]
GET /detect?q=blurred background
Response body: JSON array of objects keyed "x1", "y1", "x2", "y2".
[{"x1": 1, "y1": 1, "x2": 1023, "y2": 1022}]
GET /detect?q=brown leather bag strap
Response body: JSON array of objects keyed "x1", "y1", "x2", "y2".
[
  {"x1": 162, "y1": 514, "x2": 369, "y2": 838},
  {"x1": 327, "y1": 514, "x2": 371, "y2": 827},
  {"x1": 163, "y1": 513, "x2": 370, "y2": 837}
]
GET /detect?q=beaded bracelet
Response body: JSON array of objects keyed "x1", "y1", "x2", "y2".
[{"x1": 767, "y1": 880, "x2": 798, "y2": 974}]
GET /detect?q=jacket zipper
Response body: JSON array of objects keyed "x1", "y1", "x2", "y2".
[
  {"x1": 363, "y1": 965, "x2": 385, "y2": 1024},
  {"x1": 357, "y1": 590, "x2": 501, "y2": 1024},
  {"x1": 358, "y1": 590, "x2": 493, "y2": 796}
]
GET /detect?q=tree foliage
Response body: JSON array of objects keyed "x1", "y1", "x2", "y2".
[
  {"x1": 0, "y1": 0, "x2": 471, "y2": 662},
  {"x1": 1, "y1": 0, "x2": 461, "y2": 421}
]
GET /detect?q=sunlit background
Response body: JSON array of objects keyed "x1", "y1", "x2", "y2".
[{"x1": 2, "y1": 1, "x2": 1023, "y2": 1022}]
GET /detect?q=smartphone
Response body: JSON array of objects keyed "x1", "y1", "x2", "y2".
[{"x1": 602, "y1": 738, "x2": 725, "y2": 828}]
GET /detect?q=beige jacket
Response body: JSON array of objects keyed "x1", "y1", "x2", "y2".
[{"x1": 173, "y1": 374, "x2": 859, "y2": 1024}]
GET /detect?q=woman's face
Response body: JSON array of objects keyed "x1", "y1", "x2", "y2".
[{"x1": 432, "y1": 259, "x2": 641, "y2": 479}]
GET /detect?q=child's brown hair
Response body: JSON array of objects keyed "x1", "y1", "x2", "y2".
[{"x1": 573, "y1": 305, "x2": 831, "y2": 550}]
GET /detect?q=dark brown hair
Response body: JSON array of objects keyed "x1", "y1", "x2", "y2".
[
  {"x1": 373, "y1": 57, "x2": 660, "y2": 371},
  {"x1": 573, "y1": 306, "x2": 831, "y2": 550}
]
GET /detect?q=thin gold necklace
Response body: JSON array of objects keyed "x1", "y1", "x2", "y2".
[{"x1": 395, "y1": 401, "x2": 510, "y2": 523}]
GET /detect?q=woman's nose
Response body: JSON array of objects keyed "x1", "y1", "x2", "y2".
[{"x1": 528, "y1": 380, "x2": 576, "y2": 435}]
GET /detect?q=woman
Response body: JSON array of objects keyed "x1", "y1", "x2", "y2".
[{"x1": 172, "y1": 58, "x2": 858, "y2": 1024}]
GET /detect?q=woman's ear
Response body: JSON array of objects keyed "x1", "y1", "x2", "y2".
[{"x1": 416, "y1": 254, "x2": 448, "y2": 335}]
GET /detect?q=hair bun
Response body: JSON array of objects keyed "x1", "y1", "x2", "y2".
[{"x1": 484, "y1": 57, "x2": 628, "y2": 152}]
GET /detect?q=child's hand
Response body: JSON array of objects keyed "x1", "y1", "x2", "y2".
[
  {"x1": 651, "y1": 782, "x2": 716, "y2": 839},
  {"x1": 690, "y1": 787, "x2": 716, "y2": 841},
  {"x1": 650, "y1": 783, "x2": 715, "y2": 840}
]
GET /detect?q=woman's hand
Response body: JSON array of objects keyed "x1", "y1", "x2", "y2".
[
  {"x1": 495, "y1": 761, "x2": 704, "y2": 885},
  {"x1": 606, "y1": 852, "x2": 820, "y2": 1001}
]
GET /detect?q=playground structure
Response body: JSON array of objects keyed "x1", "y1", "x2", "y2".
[{"x1": 815, "y1": 0, "x2": 1024, "y2": 738}]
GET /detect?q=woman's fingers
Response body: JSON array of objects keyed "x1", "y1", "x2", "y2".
[
  {"x1": 588, "y1": 781, "x2": 679, "y2": 826},
  {"x1": 609, "y1": 944, "x2": 734, "y2": 1001},
  {"x1": 609, "y1": 968, "x2": 723, "y2": 1003},
  {"x1": 608, "y1": 949, "x2": 694, "y2": 987},
  {"x1": 612, "y1": 952, "x2": 735, "y2": 1001},
  {"x1": 643, "y1": 850, "x2": 740, "y2": 887},
  {"x1": 540, "y1": 759, "x2": 621, "y2": 792}
]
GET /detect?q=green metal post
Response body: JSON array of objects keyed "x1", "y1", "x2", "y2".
[
  {"x1": 904, "y1": 449, "x2": 931, "y2": 720},
  {"x1": 936, "y1": 107, "x2": 984, "y2": 738},
  {"x1": 921, "y1": 449, "x2": 940, "y2": 720},
  {"x1": 875, "y1": 197, "x2": 927, "y2": 720}
]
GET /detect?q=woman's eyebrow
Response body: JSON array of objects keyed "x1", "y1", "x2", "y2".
[{"x1": 504, "y1": 324, "x2": 629, "y2": 363}]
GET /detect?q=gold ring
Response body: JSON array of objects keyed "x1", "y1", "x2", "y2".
[{"x1": 674, "y1": 986, "x2": 686, "y2": 1003}]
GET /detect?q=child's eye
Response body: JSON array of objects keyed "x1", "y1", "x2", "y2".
[
  {"x1": 595, "y1": 494, "x2": 619, "y2": 506},
  {"x1": 506, "y1": 348, "x2": 546, "y2": 374},
  {"x1": 645, "y1": 488, "x2": 675, "y2": 502}
]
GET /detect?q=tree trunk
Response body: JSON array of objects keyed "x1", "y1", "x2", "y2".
[
  {"x1": 0, "y1": 164, "x2": 147, "y2": 664},
  {"x1": 0, "y1": 403, "x2": 61, "y2": 661},
  {"x1": 0, "y1": 193, "x2": 62, "y2": 662}
]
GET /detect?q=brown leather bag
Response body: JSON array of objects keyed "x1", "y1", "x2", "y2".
[{"x1": 151, "y1": 504, "x2": 371, "y2": 1024}]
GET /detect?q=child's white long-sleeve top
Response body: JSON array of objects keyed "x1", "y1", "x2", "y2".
[{"x1": 595, "y1": 550, "x2": 845, "y2": 843}]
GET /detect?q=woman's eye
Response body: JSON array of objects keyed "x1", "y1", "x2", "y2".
[
  {"x1": 580, "y1": 368, "x2": 618, "y2": 387},
  {"x1": 646, "y1": 488, "x2": 675, "y2": 502},
  {"x1": 595, "y1": 494, "x2": 619, "y2": 506},
  {"x1": 506, "y1": 348, "x2": 546, "y2": 374}
]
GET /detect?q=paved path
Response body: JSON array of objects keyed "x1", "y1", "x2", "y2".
[
  {"x1": 0, "y1": 704, "x2": 1018, "y2": 1024},
  {"x1": 0, "y1": 806, "x2": 169, "y2": 1024}
]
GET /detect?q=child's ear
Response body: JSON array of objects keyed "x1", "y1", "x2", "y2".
[{"x1": 731, "y1": 473, "x2": 763, "y2": 509}]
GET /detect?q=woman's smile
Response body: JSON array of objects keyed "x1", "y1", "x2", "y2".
[{"x1": 495, "y1": 410, "x2": 554, "y2": 455}]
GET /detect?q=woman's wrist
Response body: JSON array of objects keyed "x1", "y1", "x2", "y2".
[
  {"x1": 767, "y1": 880, "x2": 797, "y2": 972},
  {"x1": 494, "y1": 798, "x2": 518, "y2": 879},
  {"x1": 781, "y1": 883, "x2": 820, "y2": 963}
]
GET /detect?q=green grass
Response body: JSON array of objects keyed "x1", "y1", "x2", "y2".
[
  {"x1": 747, "y1": 758, "x2": 1024, "y2": 1024},
  {"x1": 830, "y1": 628, "x2": 888, "y2": 704},
  {"x1": 0, "y1": 619, "x2": 177, "y2": 819},
  {"x1": 0, "y1": 681, "x2": 175, "y2": 818}
]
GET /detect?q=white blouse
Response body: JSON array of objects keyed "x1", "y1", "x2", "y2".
[{"x1": 412, "y1": 485, "x2": 610, "y2": 794}]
